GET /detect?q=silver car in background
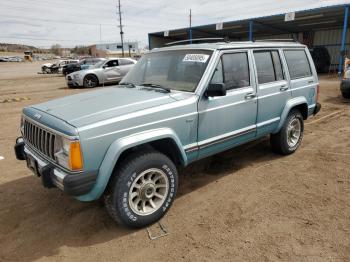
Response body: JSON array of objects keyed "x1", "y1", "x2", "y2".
[{"x1": 66, "y1": 58, "x2": 136, "y2": 88}]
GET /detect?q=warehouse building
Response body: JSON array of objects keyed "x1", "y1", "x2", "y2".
[
  {"x1": 89, "y1": 42, "x2": 139, "y2": 58},
  {"x1": 148, "y1": 3, "x2": 349, "y2": 75}
]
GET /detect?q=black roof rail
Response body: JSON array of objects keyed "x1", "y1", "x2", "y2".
[
  {"x1": 254, "y1": 39, "x2": 299, "y2": 43},
  {"x1": 165, "y1": 37, "x2": 225, "y2": 46}
]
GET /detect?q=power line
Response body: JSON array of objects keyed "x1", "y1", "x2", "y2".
[
  {"x1": 0, "y1": 35, "x2": 116, "y2": 43},
  {"x1": 0, "y1": 14, "x2": 116, "y2": 27}
]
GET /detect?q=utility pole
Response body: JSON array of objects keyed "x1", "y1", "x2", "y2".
[
  {"x1": 189, "y1": 9, "x2": 192, "y2": 44},
  {"x1": 117, "y1": 0, "x2": 124, "y2": 57}
]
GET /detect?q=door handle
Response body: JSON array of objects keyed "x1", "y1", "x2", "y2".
[
  {"x1": 244, "y1": 93, "x2": 256, "y2": 99},
  {"x1": 280, "y1": 85, "x2": 288, "y2": 91},
  {"x1": 308, "y1": 80, "x2": 314, "y2": 84}
]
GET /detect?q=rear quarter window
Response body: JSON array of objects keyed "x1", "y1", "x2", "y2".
[
  {"x1": 119, "y1": 59, "x2": 134, "y2": 65},
  {"x1": 284, "y1": 49, "x2": 312, "y2": 79}
]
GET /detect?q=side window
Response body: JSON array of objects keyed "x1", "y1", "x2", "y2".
[
  {"x1": 105, "y1": 60, "x2": 119, "y2": 68},
  {"x1": 284, "y1": 50, "x2": 312, "y2": 79},
  {"x1": 210, "y1": 59, "x2": 224, "y2": 84},
  {"x1": 211, "y1": 52, "x2": 250, "y2": 90},
  {"x1": 271, "y1": 51, "x2": 284, "y2": 81},
  {"x1": 119, "y1": 59, "x2": 134, "y2": 65},
  {"x1": 254, "y1": 51, "x2": 285, "y2": 84},
  {"x1": 254, "y1": 51, "x2": 275, "y2": 84}
]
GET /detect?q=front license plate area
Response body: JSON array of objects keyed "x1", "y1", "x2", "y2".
[{"x1": 26, "y1": 154, "x2": 39, "y2": 176}]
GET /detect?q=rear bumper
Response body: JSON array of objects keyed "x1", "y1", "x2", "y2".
[
  {"x1": 313, "y1": 102, "x2": 321, "y2": 115},
  {"x1": 340, "y1": 79, "x2": 350, "y2": 94},
  {"x1": 14, "y1": 137, "x2": 97, "y2": 197}
]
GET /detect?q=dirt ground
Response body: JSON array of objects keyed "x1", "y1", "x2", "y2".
[{"x1": 0, "y1": 61, "x2": 349, "y2": 262}]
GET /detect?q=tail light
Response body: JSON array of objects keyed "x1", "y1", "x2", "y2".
[{"x1": 316, "y1": 84, "x2": 320, "y2": 102}]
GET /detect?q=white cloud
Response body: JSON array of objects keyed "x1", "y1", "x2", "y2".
[{"x1": 0, "y1": 0, "x2": 349, "y2": 48}]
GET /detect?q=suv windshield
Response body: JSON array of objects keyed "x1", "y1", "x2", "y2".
[{"x1": 121, "y1": 50, "x2": 212, "y2": 92}]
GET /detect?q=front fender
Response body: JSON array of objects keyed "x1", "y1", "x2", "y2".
[
  {"x1": 76, "y1": 128, "x2": 187, "y2": 201},
  {"x1": 273, "y1": 97, "x2": 308, "y2": 134}
]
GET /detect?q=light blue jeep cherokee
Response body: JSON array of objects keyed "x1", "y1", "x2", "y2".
[{"x1": 14, "y1": 41, "x2": 321, "y2": 228}]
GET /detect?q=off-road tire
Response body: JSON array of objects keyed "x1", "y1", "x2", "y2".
[
  {"x1": 270, "y1": 109, "x2": 304, "y2": 155},
  {"x1": 83, "y1": 74, "x2": 99, "y2": 88},
  {"x1": 104, "y1": 150, "x2": 178, "y2": 228},
  {"x1": 341, "y1": 91, "x2": 350, "y2": 99}
]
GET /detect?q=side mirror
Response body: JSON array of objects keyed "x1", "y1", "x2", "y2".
[{"x1": 205, "y1": 83, "x2": 226, "y2": 97}]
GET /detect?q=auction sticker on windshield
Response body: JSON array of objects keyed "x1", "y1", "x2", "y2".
[{"x1": 183, "y1": 54, "x2": 209, "y2": 63}]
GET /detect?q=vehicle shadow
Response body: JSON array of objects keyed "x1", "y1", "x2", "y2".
[
  {"x1": 323, "y1": 95, "x2": 350, "y2": 106},
  {"x1": 0, "y1": 137, "x2": 282, "y2": 261}
]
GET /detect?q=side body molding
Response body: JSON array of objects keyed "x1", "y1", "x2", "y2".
[
  {"x1": 76, "y1": 128, "x2": 187, "y2": 201},
  {"x1": 273, "y1": 97, "x2": 308, "y2": 134}
]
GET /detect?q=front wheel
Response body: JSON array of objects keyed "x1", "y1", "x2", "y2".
[
  {"x1": 104, "y1": 150, "x2": 178, "y2": 228},
  {"x1": 270, "y1": 109, "x2": 304, "y2": 155},
  {"x1": 83, "y1": 74, "x2": 99, "y2": 88}
]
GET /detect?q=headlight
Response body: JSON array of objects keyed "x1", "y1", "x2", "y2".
[{"x1": 54, "y1": 136, "x2": 83, "y2": 171}]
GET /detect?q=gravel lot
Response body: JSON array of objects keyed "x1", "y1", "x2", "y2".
[{"x1": 0, "y1": 61, "x2": 349, "y2": 262}]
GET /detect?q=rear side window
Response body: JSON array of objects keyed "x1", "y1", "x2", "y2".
[
  {"x1": 254, "y1": 50, "x2": 285, "y2": 84},
  {"x1": 284, "y1": 50, "x2": 312, "y2": 79},
  {"x1": 211, "y1": 52, "x2": 250, "y2": 90},
  {"x1": 119, "y1": 59, "x2": 134, "y2": 65},
  {"x1": 271, "y1": 51, "x2": 284, "y2": 81}
]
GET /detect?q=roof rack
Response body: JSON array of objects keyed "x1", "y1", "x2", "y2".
[
  {"x1": 254, "y1": 39, "x2": 298, "y2": 42},
  {"x1": 165, "y1": 37, "x2": 225, "y2": 46}
]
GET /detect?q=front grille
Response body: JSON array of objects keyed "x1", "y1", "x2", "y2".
[
  {"x1": 23, "y1": 119, "x2": 56, "y2": 160},
  {"x1": 67, "y1": 75, "x2": 72, "y2": 81}
]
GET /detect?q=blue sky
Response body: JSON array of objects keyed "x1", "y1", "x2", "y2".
[{"x1": 0, "y1": 0, "x2": 349, "y2": 48}]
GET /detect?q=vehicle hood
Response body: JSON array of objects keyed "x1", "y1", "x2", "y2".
[{"x1": 32, "y1": 87, "x2": 179, "y2": 127}]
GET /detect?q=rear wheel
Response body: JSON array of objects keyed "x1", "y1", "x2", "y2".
[
  {"x1": 104, "y1": 150, "x2": 178, "y2": 228},
  {"x1": 270, "y1": 109, "x2": 304, "y2": 155},
  {"x1": 83, "y1": 74, "x2": 99, "y2": 88}
]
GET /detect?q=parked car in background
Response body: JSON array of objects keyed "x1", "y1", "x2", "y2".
[
  {"x1": 340, "y1": 70, "x2": 350, "y2": 98},
  {"x1": 15, "y1": 41, "x2": 320, "y2": 228},
  {"x1": 66, "y1": 58, "x2": 136, "y2": 88},
  {"x1": 310, "y1": 47, "x2": 331, "y2": 73},
  {"x1": 41, "y1": 59, "x2": 78, "y2": 74},
  {"x1": 8, "y1": 56, "x2": 23, "y2": 62},
  {"x1": 62, "y1": 58, "x2": 106, "y2": 76},
  {"x1": 0, "y1": 57, "x2": 9, "y2": 62},
  {"x1": 0, "y1": 56, "x2": 23, "y2": 62}
]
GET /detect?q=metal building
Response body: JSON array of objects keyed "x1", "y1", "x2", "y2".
[
  {"x1": 148, "y1": 3, "x2": 349, "y2": 75},
  {"x1": 89, "y1": 42, "x2": 140, "y2": 57}
]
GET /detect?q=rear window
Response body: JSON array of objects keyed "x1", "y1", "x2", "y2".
[{"x1": 284, "y1": 50, "x2": 312, "y2": 79}]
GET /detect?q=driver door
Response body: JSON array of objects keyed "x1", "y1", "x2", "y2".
[
  {"x1": 103, "y1": 59, "x2": 122, "y2": 81},
  {"x1": 197, "y1": 50, "x2": 258, "y2": 159}
]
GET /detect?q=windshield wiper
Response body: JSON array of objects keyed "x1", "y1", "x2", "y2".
[
  {"x1": 119, "y1": 82, "x2": 136, "y2": 88},
  {"x1": 140, "y1": 83, "x2": 171, "y2": 93}
]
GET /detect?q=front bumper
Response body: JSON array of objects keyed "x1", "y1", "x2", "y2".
[
  {"x1": 14, "y1": 137, "x2": 97, "y2": 196},
  {"x1": 66, "y1": 76, "x2": 82, "y2": 87}
]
